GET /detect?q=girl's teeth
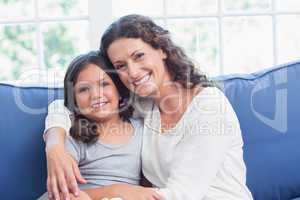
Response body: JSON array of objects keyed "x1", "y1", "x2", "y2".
[{"x1": 92, "y1": 102, "x2": 107, "y2": 109}]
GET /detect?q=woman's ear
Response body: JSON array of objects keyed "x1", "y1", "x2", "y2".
[{"x1": 159, "y1": 49, "x2": 167, "y2": 60}]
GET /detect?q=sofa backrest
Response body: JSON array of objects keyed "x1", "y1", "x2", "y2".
[
  {"x1": 0, "y1": 60, "x2": 299, "y2": 200},
  {"x1": 0, "y1": 84, "x2": 63, "y2": 199},
  {"x1": 216, "y1": 60, "x2": 300, "y2": 200}
]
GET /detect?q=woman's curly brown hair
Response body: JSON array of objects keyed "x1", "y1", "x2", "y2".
[{"x1": 100, "y1": 14, "x2": 213, "y2": 89}]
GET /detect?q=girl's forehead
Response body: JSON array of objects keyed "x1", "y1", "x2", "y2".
[{"x1": 76, "y1": 64, "x2": 109, "y2": 83}]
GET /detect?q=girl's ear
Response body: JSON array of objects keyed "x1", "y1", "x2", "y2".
[{"x1": 119, "y1": 97, "x2": 125, "y2": 108}]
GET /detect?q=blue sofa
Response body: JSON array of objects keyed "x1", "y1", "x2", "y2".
[{"x1": 1, "y1": 60, "x2": 300, "y2": 200}]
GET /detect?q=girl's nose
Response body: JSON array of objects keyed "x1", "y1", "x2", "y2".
[{"x1": 91, "y1": 85, "x2": 102, "y2": 99}]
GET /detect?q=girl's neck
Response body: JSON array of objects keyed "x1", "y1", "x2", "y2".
[{"x1": 96, "y1": 115, "x2": 125, "y2": 136}]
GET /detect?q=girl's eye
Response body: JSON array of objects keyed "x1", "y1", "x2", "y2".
[
  {"x1": 78, "y1": 87, "x2": 89, "y2": 93},
  {"x1": 100, "y1": 81, "x2": 109, "y2": 87}
]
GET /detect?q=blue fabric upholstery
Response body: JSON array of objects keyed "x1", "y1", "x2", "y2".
[
  {"x1": 215, "y1": 60, "x2": 300, "y2": 200},
  {"x1": 0, "y1": 84, "x2": 63, "y2": 199},
  {"x1": 0, "y1": 60, "x2": 300, "y2": 200}
]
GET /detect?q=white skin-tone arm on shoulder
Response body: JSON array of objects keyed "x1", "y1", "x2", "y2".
[
  {"x1": 45, "y1": 127, "x2": 87, "y2": 200},
  {"x1": 83, "y1": 185, "x2": 161, "y2": 200},
  {"x1": 44, "y1": 100, "x2": 87, "y2": 200}
]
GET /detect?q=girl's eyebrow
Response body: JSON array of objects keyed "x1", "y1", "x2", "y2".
[
  {"x1": 98, "y1": 77, "x2": 106, "y2": 82},
  {"x1": 76, "y1": 77, "x2": 106, "y2": 86}
]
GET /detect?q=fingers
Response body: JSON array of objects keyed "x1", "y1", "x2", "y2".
[
  {"x1": 57, "y1": 172, "x2": 70, "y2": 200},
  {"x1": 73, "y1": 161, "x2": 87, "y2": 184},
  {"x1": 152, "y1": 193, "x2": 161, "y2": 200},
  {"x1": 65, "y1": 163, "x2": 80, "y2": 197},
  {"x1": 47, "y1": 177, "x2": 53, "y2": 200},
  {"x1": 50, "y1": 176, "x2": 61, "y2": 200}
]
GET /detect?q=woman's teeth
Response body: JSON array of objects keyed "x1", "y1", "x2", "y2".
[{"x1": 134, "y1": 74, "x2": 151, "y2": 86}]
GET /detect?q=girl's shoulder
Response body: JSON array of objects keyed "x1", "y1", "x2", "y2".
[
  {"x1": 132, "y1": 96, "x2": 154, "y2": 118},
  {"x1": 128, "y1": 117, "x2": 144, "y2": 130}
]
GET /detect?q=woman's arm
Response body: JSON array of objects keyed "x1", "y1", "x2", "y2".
[
  {"x1": 44, "y1": 100, "x2": 86, "y2": 200},
  {"x1": 83, "y1": 184, "x2": 160, "y2": 200}
]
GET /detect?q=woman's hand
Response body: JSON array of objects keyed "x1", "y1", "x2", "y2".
[
  {"x1": 111, "y1": 184, "x2": 161, "y2": 200},
  {"x1": 46, "y1": 144, "x2": 87, "y2": 200},
  {"x1": 45, "y1": 128, "x2": 87, "y2": 200}
]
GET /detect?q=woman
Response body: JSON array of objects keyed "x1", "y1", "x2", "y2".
[{"x1": 44, "y1": 15, "x2": 253, "y2": 200}]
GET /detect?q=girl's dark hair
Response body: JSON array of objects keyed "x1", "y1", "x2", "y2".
[
  {"x1": 64, "y1": 51, "x2": 133, "y2": 144},
  {"x1": 100, "y1": 14, "x2": 213, "y2": 89}
]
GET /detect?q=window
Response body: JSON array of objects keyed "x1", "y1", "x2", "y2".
[
  {"x1": 112, "y1": 0, "x2": 300, "y2": 76},
  {"x1": 0, "y1": 0, "x2": 106, "y2": 86},
  {"x1": 1, "y1": 0, "x2": 300, "y2": 85}
]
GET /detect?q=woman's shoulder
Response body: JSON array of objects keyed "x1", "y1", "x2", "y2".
[
  {"x1": 48, "y1": 99, "x2": 72, "y2": 114},
  {"x1": 193, "y1": 86, "x2": 225, "y2": 101},
  {"x1": 189, "y1": 86, "x2": 237, "y2": 121},
  {"x1": 189, "y1": 86, "x2": 225, "y2": 110}
]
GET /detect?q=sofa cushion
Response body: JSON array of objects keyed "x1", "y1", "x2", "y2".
[
  {"x1": 216, "y1": 60, "x2": 300, "y2": 200},
  {"x1": 0, "y1": 84, "x2": 63, "y2": 200}
]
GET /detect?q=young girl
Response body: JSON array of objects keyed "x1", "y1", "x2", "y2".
[{"x1": 38, "y1": 51, "x2": 159, "y2": 200}]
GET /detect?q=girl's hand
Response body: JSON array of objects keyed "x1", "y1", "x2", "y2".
[
  {"x1": 112, "y1": 184, "x2": 161, "y2": 200},
  {"x1": 46, "y1": 143, "x2": 87, "y2": 200}
]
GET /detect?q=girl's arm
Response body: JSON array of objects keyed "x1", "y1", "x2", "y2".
[{"x1": 44, "y1": 100, "x2": 86, "y2": 200}]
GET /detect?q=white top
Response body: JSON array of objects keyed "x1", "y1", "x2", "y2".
[{"x1": 45, "y1": 87, "x2": 253, "y2": 200}]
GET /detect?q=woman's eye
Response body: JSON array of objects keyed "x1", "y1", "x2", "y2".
[
  {"x1": 135, "y1": 53, "x2": 144, "y2": 59},
  {"x1": 115, "y1": 64, "x2": 126, "y2": 70}
]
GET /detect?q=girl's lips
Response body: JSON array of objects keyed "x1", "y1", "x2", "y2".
[{"x1": 91, "y1": 102, "x2": 108, "y2": 109}]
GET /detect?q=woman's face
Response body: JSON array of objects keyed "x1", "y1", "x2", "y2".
[
  {"x1": 74, "y1": 64, "x2": 120, "y2": 122},
  {"x1": 107, "y1": 38, "x2": 171, "y2": 97}
]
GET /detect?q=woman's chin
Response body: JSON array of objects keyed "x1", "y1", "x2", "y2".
[
  {"x1": 136, "y1": 88, "x2": 157, "y2": 98},
  {"x1": 134, "y1": 85, "x2": 158, "y2": 98}
]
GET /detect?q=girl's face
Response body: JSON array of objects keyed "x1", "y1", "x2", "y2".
[
  {"x1": 74, "y1": 64, "x2": 120, "y2": 122},
  {"x1": 107, "y1": 38, "x2": 171, "y2": 98}
]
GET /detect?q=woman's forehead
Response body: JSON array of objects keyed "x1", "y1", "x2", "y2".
[{"x1": 108, "y1": 38, "x2": 150, "y2": 60}]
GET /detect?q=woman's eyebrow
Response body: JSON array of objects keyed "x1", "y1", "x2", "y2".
[
  {"x1": 131, "y1": 49, "x2": 142, "y2": 57},
  {"x1": 112, "y1": 49, "x2": 143, "y2": 64}
]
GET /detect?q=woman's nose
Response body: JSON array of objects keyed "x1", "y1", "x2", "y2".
[{"x1": 127, "y1": 62, "x2": 140, "y2": 80}]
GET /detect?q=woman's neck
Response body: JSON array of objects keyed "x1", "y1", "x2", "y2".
[{"x1": 154, "y1": 83, "x2": 202, "y2": 115}]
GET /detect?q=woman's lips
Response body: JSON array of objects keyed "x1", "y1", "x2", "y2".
[{"x1": 132, "y1": 73, "x2": 151, "y2": 86}]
